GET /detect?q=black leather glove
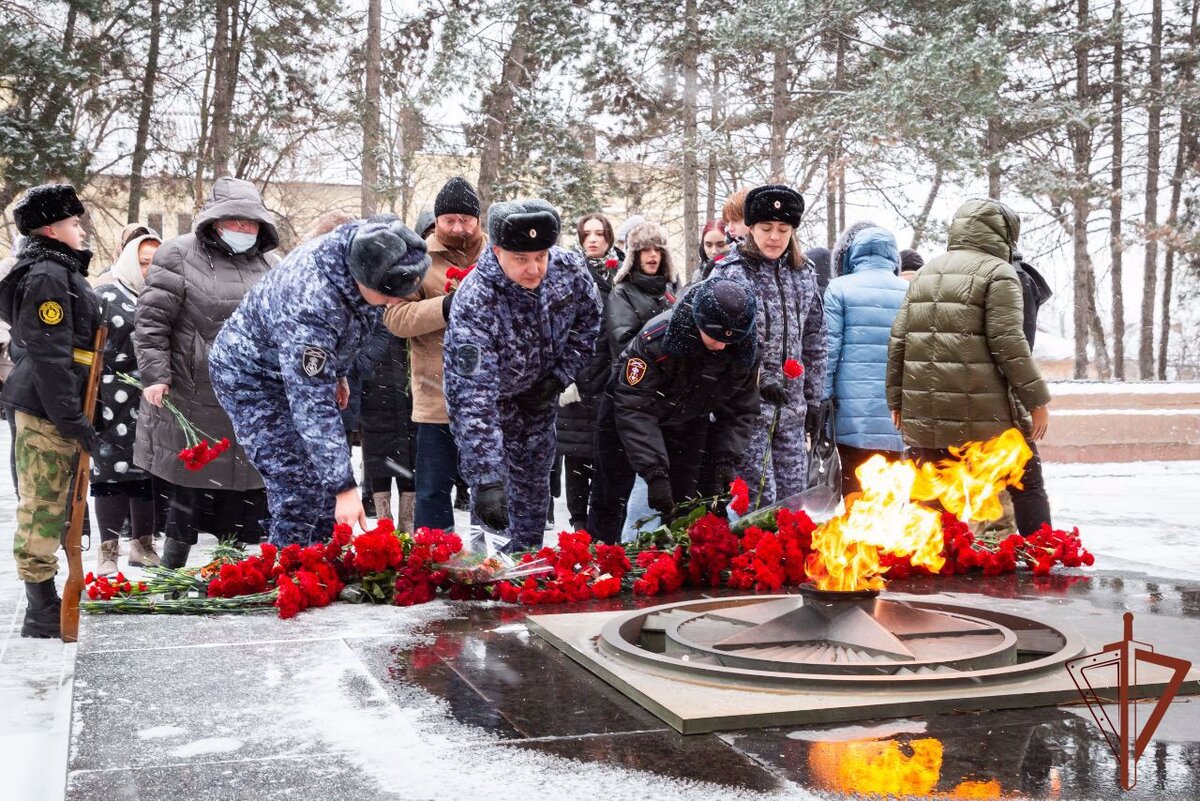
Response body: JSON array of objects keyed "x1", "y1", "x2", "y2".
[
  {"x1": 805, "y1": 403, "x2": 823, "y2": 439},
  {"x1": 79, "y1": 427, "x2": 99, "y2": 455},
  {"x1": 646, "y1": 476, "x2": 675, "y2": 522},
  {"x1": 442, "y1": 293, "x2": 453, "y2": 321},
  {"x1": 514, "y1": 375, "x2": 565, "y2": 415},
  {"x1": 759, "y1": 380, "x2": 790, "y2": 407},
  {"x1": 475, "y1": 482, "x2": 509, "y2": 531}
]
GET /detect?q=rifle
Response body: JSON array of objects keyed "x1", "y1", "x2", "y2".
[{"x1": 61, "y1": 323, "x2": 108, "y2": 643}]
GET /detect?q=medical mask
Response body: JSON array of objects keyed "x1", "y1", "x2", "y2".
[{"x1": 218, "y1": 228, "x2": 258, "y2": 254}]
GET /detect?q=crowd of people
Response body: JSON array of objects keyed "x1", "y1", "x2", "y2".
[{"x1": 1, "y1": 174, "x2": 1053, "y2": 639}]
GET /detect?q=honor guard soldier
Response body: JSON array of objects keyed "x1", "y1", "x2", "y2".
[
  {"x1": 209, "y1": 219, "x2": 430, "y2": 545},
  {"x1": 0, "y1": 185, "x2": 100, "y2": 638}
]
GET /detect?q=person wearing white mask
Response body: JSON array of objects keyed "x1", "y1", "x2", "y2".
[{"x1": 133, "y1": 177, "x2": 279, "y2": 567}]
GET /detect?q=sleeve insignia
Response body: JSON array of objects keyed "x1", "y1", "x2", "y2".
[
  {"x1": 625, "y1": 357, "x2": 648, "y2": 386},
  {"x1": 38, "y1": 301, "x2": 64, "y2": 325},
  {"x1": 301, "y1": 345, "x2": 329, "y2": 377}
]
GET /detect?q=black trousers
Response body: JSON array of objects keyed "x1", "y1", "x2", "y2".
[
  {"x1": 586, "y1": 398, "x2": 707, "y2": 545},
  {"x1": 163, "y1": 484, "x2": 269, "y2": 545},
  {"x1": 906, "y1": 443, "x2": 1051, "y2": 536},
  {"x1": 563, "y1": 456, "x2": 593, "y2": 529},
  {"x1": 837, "y1": 444, "x2": 900, "y2": 497}
]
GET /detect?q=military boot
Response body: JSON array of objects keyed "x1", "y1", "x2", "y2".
[
  {"x1": 128, "y1": 535, "x2": 161, "y2": 568},
  {"x1": 372, "y1": 491, "x2": 393, "y2": 523},
  {"x1": 161, "y1": 537, "x2": 191, "y2": 569},
  {"x1": 97, "y1": 539, "x2": 119, "y2": 577},
  {"x1": 21, "y1": 578, "x2": 61, "y2": 639},
  {"x1": 397, "y1": 492, "x2": 416, "y2": 534}
]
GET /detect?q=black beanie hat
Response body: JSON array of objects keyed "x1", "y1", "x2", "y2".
[
  {"x1": 744, "y1": 184, "x2": 804, "y2": 228},
  {"x1": 691, "y1": 277, "x2": 757, "y2": 344},
  {"x1": 349, "y1": 220, "x2": 432, "y2": 297},
  {"x1": 434, "y1": 176, "x2": 481, "y2": 219},
  {"x1": 899, "y1": 249, "x2": 925, "y2": 273},
  {"x1": 488, "y1": 199, "x2": 561, "y2": 252},
  {"x1": 13, "y1": 184, "x2": 86, "y2": 235}
]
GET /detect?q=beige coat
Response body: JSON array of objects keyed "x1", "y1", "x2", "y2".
[{"x1": 383, "y1": 231, "x2": 485, "y2": 424}]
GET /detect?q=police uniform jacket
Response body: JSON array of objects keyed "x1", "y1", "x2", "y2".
[
  {"x1": 0, "y1": 235, "x2": 99, "y2": 442},
  {"x1": 610, "y1": 293, "x2": 761, "y2": 482}
]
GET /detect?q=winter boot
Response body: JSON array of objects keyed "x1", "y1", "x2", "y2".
[
  {"x1": 128, "y1": 535, "x2": 161, "y2": 568},
  {"x1": 97, "y1": 540, "x2": 119, "y2": 577},
  {"x1": 161, "y1": 537, "x2": 191, "y2": 569},
  {"x1": 397, "y1": 492, "x2": 416, "y2": 534},
  {"x1": 372, "y1": 491, "x2": 394, "y2": 522},
  {"x1": 21, "y1": 578, "x2": 62, "y2": 639}
]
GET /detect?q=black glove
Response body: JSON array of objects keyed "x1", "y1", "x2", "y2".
[
  {"x1": 442, "y1": 293, "x2": 453, "y2": 321},
  {"x1": 713, "y1": 460, "x2": 736, "y2": 493},
  {"x1": 759, "y1": 380, "x2": 790, "y2": 407},
  {"x1": 79, "y1": 427, "x2": 99, "y2": 455},
  {"x1": 514, "y1": 375, "x2": 565, "y2": 415},
  {"x1": 646, "y1": 476, "x2": 675, "y2": 522},
  {"x1": 805, "y1": 403, "x2": 823, "y2": 439},
  {"x1": 475, "y1": 482, "x2": 509, "y2": 531}
]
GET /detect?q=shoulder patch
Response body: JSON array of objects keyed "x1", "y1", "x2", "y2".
[
  {"x1": 454, "y1": 343, "x2": 481, "y2": 376},
  {"x1": 38, "y1": 300, "x2": 64, "y2": 325},
  {"x1": 625, "y1": 357, "x2": 648, "y2": 386},
  {"x1": 301, "y1": 345, "x2": 329, "y2": 377}
]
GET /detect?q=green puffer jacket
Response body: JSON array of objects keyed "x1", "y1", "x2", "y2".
[{"x1": 886, "y1": 199, "x2": 1051, "y2": 448}]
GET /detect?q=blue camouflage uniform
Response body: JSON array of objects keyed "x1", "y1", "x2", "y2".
[
  {"x1": 209, "y1": 223, "x2": 381, "y2": 545},
  {"x1": 711, "y1": 245, "x2": 827, "y2": 507},
  {"x1": 443, "y1": 245, "x2": 602, "y2": 548}
]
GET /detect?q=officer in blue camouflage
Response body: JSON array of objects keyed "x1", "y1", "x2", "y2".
[
  {"x1": 209, "y1": 219, "x2": 430, "y2": 545},
  {"x1": 710, "y1": 185, "x2": 827, "y2": 507},
  {"x1": 443, "y1": 199, "x2": 602, "y2": 550}
]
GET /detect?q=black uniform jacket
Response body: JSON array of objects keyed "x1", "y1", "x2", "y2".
[
  {"x1": 609, "y1": 297, "x2": 761, "y2": 481},
  {"x1": 0, "y1": 235, "x2": 100, "y2": 442}
]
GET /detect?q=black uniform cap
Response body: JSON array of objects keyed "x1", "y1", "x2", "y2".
[
  {"x1": 488, "y1": 199, "x2": 561, "y2": 252},
  {"x1": 13, "y1": 184, "x2": 86, "y2": 235},
  {"x1": 744, "y1": 184, "x2": 804, "y2": 228},
  {"x1": 349, "y1": 220, "x2": 432, "y2": 297},
  {"x1": 691, "y1": 277, "x2": 757, "y2": 344}
]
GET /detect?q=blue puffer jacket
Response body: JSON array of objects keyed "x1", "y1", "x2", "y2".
[{"x1": 822, "y1": 226, "x2": 908, "y2": 451}]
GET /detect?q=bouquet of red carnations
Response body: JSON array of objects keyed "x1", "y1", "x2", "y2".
[{"x1": 117, "y1": 372, "x2": 230, "y2": 470}]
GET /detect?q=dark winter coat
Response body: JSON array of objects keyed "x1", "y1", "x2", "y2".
[
  {"x1": 92, "y1": 280, "x2": 148, "y2": 483},
  {"x1": 0, "y1": 235, "x2": 100, "y2": 443},
  {"x1": 609, "y1": 291, "x2": 761, "y2": 482},
  {"x1": 134, "y1": 176, "x2": 278, "y2": 489},
  {"x1": 886, "y1": 199, "x2": 1051, "y2": 448},
  {"x1": 555, "y1": 250, "x2": 617, "y2": 459},
  {"x1": 822, "y1": 227, "x2": 907, "y2": 451},
  {"x1": 1012, "y1": 253, "x2": 1053, "y2": 347}
]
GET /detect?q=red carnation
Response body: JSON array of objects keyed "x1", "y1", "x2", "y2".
[
  {"x1": 729, "y1": 477, "x2": 750, "y2": 516},
  {"x1": 604, "y1": 258, "x2": 618, "y2": 269},
  {"x1": 783, "y1": 359, "x2": 804, "y2": 380}
]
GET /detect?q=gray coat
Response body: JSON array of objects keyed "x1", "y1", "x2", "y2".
[{"x1": 132, "y1": 177, "x2": 279, "y2": 489}]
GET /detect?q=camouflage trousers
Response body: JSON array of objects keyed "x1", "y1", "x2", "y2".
[{"x1": 13, "y1": 411, "x2": 78, "y2": 582}]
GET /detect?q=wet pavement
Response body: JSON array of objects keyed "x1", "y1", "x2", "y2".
[{"x1": 64, "y1": 568, "x2": 1200, "y2": 800}]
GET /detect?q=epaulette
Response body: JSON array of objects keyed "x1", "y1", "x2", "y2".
[{"x1": 640, "y1": 320, "x2": 669, "y2": 341}]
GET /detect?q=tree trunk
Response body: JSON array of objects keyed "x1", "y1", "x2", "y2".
[
  {"x1": 1110, "y1": 0, "x2": 1126, "y2": 379},
  {"x1": 209, "y1": 0, "x2": 235, "y2": 180},
  {"x1": 127, "y1": 0, "x2": 161, "y2": 223},
  {"x1": 680, "y1": 0, "x2": 700, "y2": 277},
  {"x1": 825, "y1": 150, "x2": 837, "y2": 248},
  {"x1": 705, "y1": 63, "x2": 720, "y2": 224},
  {"x1": 476, "y1": 17, "x2": 530, "y2": 215},
  {"x1": 1070, "y1": 0, "x2": 1094, "y2": 378},
  {"x1": 768, "y1": 47, "x2": 788, "y2": 182},
  {"x1": 910, "y1": 163, "x2": 943, "y2": 250},
  {"x1": 985, "y1": 117, "x2": 1002, "y2": 199},
  {"x1": 1139, "y1": 0, "x2": 1163, "y2": 379},
  {"x1": 361, "y1": 0, "x2": 382, "y2": 217},
  {"x1": 1157, "y1": 0, "x2": 1199, "y2": 379}
]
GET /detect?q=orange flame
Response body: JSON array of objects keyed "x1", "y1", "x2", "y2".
[
  {"x1": 806, "y1": 428, "x2": 1032, "y2": 592},
  {"x1": 808, "y1": 737, "x2": 1004, "y2": 798}
]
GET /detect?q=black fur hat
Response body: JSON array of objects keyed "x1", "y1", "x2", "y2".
[
  {"x1": 488, "y1": 199, "x2": 560, "y2": 252},
  {"x1": 744, "y1": 184, "x2": 804, "y2": 228},
  {"x1": 349, "y1": 220, "x2": 432, "y2": 297},
  {"x1": 434, "y1": 176, "x2": 481, "y2": 219},
  {"x1": 690, "y1": 276, "x2": 757, "y2": 343},
  {"x1": 13, "y1": 184, "x2": 86, "y2": 235}
]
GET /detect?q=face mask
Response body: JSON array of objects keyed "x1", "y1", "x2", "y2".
[{"x1": 218, "y1": 228, "x2": 258, "y2": 254}]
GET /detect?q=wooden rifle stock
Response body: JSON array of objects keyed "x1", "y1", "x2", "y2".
[{"x1": 61, "y1": 323, "x2": 108, "y2": 643}]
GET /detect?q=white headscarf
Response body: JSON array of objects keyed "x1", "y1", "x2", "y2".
[{"x1": 109, "y1": 233, "x2": 160, "y2": 295}]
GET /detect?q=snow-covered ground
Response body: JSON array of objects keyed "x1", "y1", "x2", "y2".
[{"x1": 1, "y1": 422, "x2": 1199, "y2": 800}]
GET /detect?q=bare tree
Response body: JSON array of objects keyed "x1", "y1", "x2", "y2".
[
  {"x1": 1139, "y1": 0, "x2": 1164, "y2": 379},
  {"x1": 361, "y1": 0, "x2": 382, "y2": 216},
  {"x1": 126, "y1": 0, "x2": 162, "y2": 223},
  {"x1": 1110, "y1": 0, "x2": 1126, "y2": 379}
]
